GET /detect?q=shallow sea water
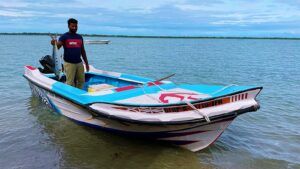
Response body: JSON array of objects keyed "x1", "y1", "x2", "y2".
[{"x1": 0, "y1": 35, "x2": 299, "y2": 169}]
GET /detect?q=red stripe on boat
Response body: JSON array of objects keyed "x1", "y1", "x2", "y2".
[
  {"x1": 147, "y1": 81, "x2": 163, "y2": 86},
  {"x1": 26, "y1": 65, "x2": 36, "y2": 70},
  {"x1": 115, "y1": 85, "x2": 138, "y2": 92}
]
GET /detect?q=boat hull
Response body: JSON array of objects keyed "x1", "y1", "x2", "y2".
[{"x1": 28, "y1": 81, "x2": 235, "y2": 152}]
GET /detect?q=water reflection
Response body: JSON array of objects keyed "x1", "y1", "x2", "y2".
[{"x1": 27, "y1": 96, "x2": 211, "y2": 169}]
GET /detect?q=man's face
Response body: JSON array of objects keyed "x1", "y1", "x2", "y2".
[{"x1": 68, "y1": 23, "x2": 78, "y2": 33}]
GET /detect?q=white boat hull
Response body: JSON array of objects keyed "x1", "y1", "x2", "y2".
[
  {"x1": 28, "y1": 81, "x2": 235, "y2": 152},
  {"x1": 24, "y1": 64, "x2": 262, "y2": 152}
]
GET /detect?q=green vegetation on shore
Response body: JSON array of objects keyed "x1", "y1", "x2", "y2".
[{"x1": 0, "y1": 32, "x2": 299, "y2": 40}]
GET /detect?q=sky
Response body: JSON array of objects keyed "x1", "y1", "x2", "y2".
[{"x1": 1, "y1": 0, "x2": 300, "y2": 37}]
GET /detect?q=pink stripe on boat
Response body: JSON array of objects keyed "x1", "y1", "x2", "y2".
[
  {"x1": 115, "y1": 85, "x2": 138, "y2": 92},
  {"x1": 147, "y1": 81, "x2": 163, "y2": 86},
  {"x1": 26, "y1": 65, "x2": 36, "y2": 70}
]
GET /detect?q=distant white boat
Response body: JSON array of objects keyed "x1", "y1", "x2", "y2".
[{"x1": 84, "y1": 40, "x2": 110, "y2": 44}]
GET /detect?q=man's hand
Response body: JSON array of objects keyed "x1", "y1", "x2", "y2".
[{"x1": 51, "y1": 39, "x2": 57, "y2": 46}]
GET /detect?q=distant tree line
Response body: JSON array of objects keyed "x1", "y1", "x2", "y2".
[{"x1": 0, "y1": 32, "x2": 299, "y2": 40}]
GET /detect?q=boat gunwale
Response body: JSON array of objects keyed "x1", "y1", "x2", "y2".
[
  {"x1": 26, "y1": 66, "x2": 263, "y2": 107},
  {"x1": 23, "y1": 73, "x2": 262, "y2": 107}
]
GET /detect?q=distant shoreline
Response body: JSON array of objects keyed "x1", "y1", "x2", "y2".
[{"x1": 1, "y1": 32, "x2": 300, "y2": 40}]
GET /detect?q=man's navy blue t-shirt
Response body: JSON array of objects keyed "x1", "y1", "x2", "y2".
[{"x1": 59, "y1": 32, "x2": 83, "y2": 64}]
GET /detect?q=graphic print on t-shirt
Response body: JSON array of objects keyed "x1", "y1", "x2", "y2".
[{"x1": 66, "y1": 39, "x2": 82, "y2": 48}]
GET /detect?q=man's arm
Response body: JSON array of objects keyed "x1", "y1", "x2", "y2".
[{"x1": 81, "y1": 44, "x2": 89, "y2": 72}]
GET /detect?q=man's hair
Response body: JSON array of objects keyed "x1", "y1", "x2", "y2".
[{"x1": 68, "y1": 18, "x2": 78, "y2": 25}]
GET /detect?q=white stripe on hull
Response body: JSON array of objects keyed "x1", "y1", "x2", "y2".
[{"x1": 29, "y1": 82, "x2": 235, "y2": 152}]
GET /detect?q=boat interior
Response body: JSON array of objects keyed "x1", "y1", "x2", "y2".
[{"x1": 47, "y1": 72, "x2": 144, "y2": 92}]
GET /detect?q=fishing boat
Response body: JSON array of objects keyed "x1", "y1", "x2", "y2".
[
  {"x1": 23, "y1": 63, "x2": 262, "y2": 152},
  {"x1": 84, "y1": 40, "x2": 110, "y2": 44}
]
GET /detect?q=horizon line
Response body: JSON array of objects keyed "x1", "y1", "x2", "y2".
[{"x1": 1, "y1": 32, "x2": 300, "y2": 40}]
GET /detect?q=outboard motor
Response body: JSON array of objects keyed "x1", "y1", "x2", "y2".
[{"x1": 38, "y1": 55, "x2": 55, "y2": 73}]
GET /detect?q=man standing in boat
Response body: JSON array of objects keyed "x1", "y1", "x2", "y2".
[{"x1": 51, "y1": 18, "x2": 89, "y2": 89}]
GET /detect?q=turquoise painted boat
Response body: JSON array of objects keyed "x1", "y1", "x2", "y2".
[{"x1": 24, "y1": 64, "x2": 262, "y2": 152}]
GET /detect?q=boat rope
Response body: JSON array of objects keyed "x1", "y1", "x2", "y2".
[
  {"x1": 210, "y1": 84, "x2": 237, "y2": 96},
  {"x1": 148, "y1": 81, "x2": 166, "y2": 91},
  {"x1": 184, "y1": 101, "x2": 210, "y2": 122},
  {"x1": 143, "y1": 81, "x2": 210, "y2": 122},
  {"x1": 138, "y1": 80, "x2": 169, "y2": 103},
  {"x1": 140, "y1": 85, "x2": 163, "y2": 103}
]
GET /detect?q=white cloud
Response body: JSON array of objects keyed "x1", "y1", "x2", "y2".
[
  {"x1": 174, "y1": 4, "x2": 215, "y2": 11},
  {"x1": 0, "y1": 9, "x2": 47, "y2": 17},
  {"x1": 1, "y1": 0, "x2": 300, "y2": 37},
  {"x1": 128, "y1": 9, "x2": 153, "y2": 14},
  {"x1": 72, "y1": 0, "x2": 186, "y2": 10},
  {"x1": 0, "y1": 1, "x2": 29, "y2": 8},
  {"x1": 210, "y1": 10, "x2": 300, "y2": 25}
]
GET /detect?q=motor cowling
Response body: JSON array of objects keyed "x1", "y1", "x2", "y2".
[{"x1": 38, "y1": 55, "x2": 54, "y2": 73}]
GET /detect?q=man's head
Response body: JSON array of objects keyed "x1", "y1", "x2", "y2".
[{"x1": 68, "y1": 18, "x2": 78, "y2": 33}]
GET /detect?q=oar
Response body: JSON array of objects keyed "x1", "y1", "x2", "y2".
[
  {"x1": 155, "y1": 73, "x2": 175, "y2": 82},
  {"x1": 143, "y1": 73, "x2": 175, "y2": 88}
]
